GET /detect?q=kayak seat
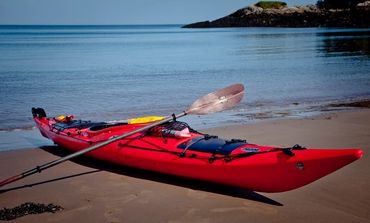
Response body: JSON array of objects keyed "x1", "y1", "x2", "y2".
[
  {"x1": 178, "y1": 137, "x2": 247, "y2": 155},
  {"x1": 53, "y1": 120, "x2": 128, "y2": 132},
  {"x1": 89, "y1": 122, "x2": 128, "y2": 131}
]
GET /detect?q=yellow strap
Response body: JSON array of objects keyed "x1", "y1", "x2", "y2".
[
  {"x1": 55, "y1": 115, "x2": 66, "y2": 122},
  {"x1": 128, "y1": 116, "x2": 164, "y2": 124}
]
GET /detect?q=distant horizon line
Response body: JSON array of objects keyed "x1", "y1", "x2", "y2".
[{"x1": 0, "y1": 24, "x2": 185, "y2": 26}]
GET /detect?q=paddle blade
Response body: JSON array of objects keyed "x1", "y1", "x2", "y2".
[{"x1": 186, "y1": 83, "x2": 245, "y2": 115}]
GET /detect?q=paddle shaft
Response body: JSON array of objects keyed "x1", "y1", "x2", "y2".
[
  {"x1": 0, "y1": 112, "x2": 186, "y2": 188},
  {"x1": 0, "y1": 83, "x2": 245, "y2": 188}
]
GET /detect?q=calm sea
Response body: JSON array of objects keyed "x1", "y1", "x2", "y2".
[{"x1": 0, "y1": 25, "x2": 369, "y2": 150}]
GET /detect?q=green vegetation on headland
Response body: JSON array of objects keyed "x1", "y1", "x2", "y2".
[
  {"x1": 255, "y1": 1, "x2": 287, "y2": 9},
  {"x1": 182, "y1": 0, "x2": 370, "y2": 28}
]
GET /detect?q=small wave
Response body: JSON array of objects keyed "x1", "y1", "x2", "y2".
[
  {"x1": 0, "y1": 126, "x2": 37, "y2": 133},
  {"x1": 230, "y1": 97, "x2": 370, "y2": 123}
]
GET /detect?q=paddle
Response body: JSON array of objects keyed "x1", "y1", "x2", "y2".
[{"x1": 0, "y1": 83, "x2": 244, "y2": 188}]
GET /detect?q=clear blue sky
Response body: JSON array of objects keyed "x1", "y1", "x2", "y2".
[{"x1": 0, "y1": 0, "x2": 315, "y2": 25}]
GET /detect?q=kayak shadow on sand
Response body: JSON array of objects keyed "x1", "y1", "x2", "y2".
[{"x1": 1, "y1": 145, "x2": 282, "y2": 206}]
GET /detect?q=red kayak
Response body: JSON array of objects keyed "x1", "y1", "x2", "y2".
[{"x1": 32, "y1": 108, "x2": 363, "y2": 193}]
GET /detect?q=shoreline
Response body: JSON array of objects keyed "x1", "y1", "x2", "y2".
[
  {"x1": 2, "y1": 94, "x2": 370, "y2": 132},
  {"x1": 1, "y1": 108, "x2": 370, "y2": 222},
  {"x1": 1, "y1": 98, "x2": 370, "y2": 152}
]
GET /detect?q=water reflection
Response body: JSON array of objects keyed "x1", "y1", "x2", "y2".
[{"x1": 319, "y1": 30, "x2": 370, "y2": 57}]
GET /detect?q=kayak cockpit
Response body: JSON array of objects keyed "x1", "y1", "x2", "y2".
[
  {"x1": 178, "y1": 136, "x2": 248, "y2": 155},
  {"x1": 52, "y1": 120, "x2": 108, "y2": 131}
]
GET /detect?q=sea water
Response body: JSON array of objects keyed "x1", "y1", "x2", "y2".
[{"x1": 0, "y1": 25, "x2": 370, "y2": 150}]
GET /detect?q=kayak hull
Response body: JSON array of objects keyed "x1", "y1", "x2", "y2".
[{"x1": 34, "y1": 115, "x2": 363, "y2": 193}]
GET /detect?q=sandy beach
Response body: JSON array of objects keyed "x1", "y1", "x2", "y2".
[{"x1": 1, "y1": 109, "x2": 370, "y2": 222}]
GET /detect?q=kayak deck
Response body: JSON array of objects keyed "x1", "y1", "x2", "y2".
[{"x1": 33, "y1": 108, "x2": 363, "y2": 192}]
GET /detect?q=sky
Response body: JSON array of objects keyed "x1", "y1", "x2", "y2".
[{"x1": 0, "y1": 0, "x2": 315, "y2": 25}]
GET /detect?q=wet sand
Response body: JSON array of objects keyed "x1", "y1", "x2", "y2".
[{"x1": 1, "y1": 110, "x2": 370, "y2": 222}]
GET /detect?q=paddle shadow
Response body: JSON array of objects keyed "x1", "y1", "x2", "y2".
[
  {"x1": 3, "y1": 145, "x2": 282, "y2": 206},
  {"x1": 0, "y1": 170, "x2": 100, "y2": 194}
]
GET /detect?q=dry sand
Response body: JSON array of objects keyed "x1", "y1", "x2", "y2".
[{"x1": 1, "y1": 109, "x2": 370, "y2": 222}]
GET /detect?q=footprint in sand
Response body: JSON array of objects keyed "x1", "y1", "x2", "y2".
[
  {"x1": 104, "y1": 210, "x2": 121, "y2": 223},
  {"x1": 211, "y1": 201, "x2": 277, "y2": 215},
  {"x1": 136, "y1": 190, "x2": 153, "y2": 204},
  {"x1": 168, "y1": 208, "x2": 211, "y2": 223},
  {"x1": 186, "y1": 189, "x2": 208, "y2": 200},
  {"x1": 120, "y1": 194, "x2": 137, "y2": 204}
]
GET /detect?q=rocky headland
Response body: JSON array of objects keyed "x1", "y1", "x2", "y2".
[{"x1": 183, "y1": 1, "x2": 370, "y2": 28}]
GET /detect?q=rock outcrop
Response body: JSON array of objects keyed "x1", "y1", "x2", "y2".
[{"x1": 182, "y1": 3, "x2": 370, "y2": 28}]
